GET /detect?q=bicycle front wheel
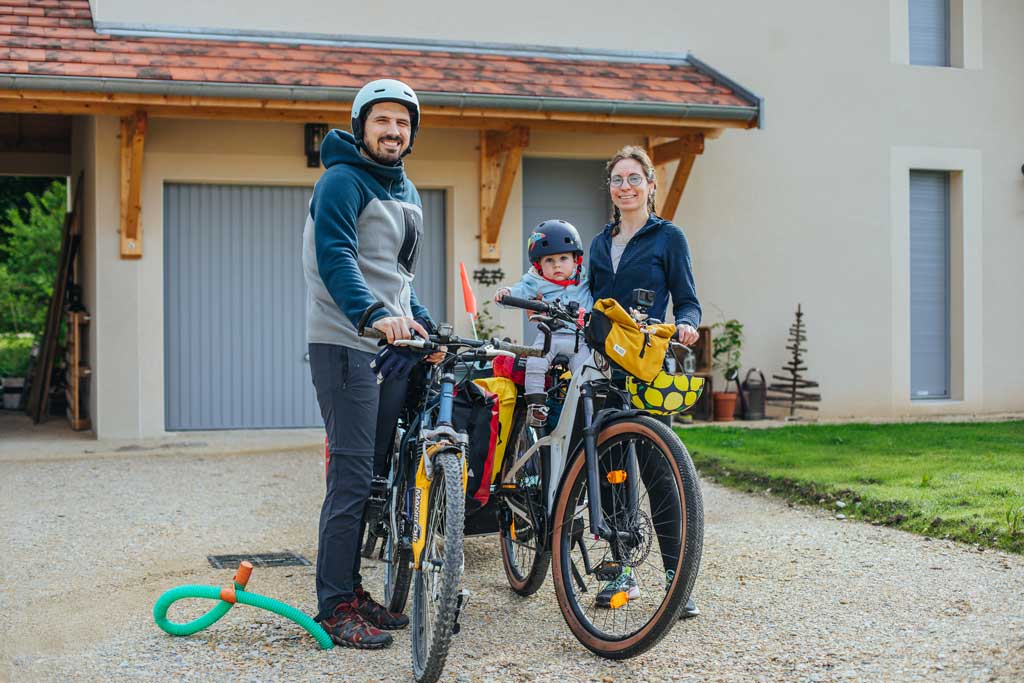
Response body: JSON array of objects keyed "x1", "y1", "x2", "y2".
[
  {"x1": 411, "y1": 449, "x2": 465, "y2": 683},
  {"x1": 550, "y1": 416, "x2": 703, "y2": 659}
]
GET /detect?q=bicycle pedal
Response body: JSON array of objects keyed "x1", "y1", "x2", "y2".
[{"x1": 593, "y1": 561, "x2": 623, "y2": 581}]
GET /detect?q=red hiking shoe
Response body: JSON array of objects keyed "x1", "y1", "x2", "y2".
[
  {"x1": 353, "y1": 586, "x2": 410, "y2": 630},
  {"x1": 319, "y1": 601, "x2": 393, "y2": 650}
]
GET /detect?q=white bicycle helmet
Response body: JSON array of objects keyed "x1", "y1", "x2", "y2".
[{"x1": 351, "y1": 79, "x2": 420, "y2": 156}]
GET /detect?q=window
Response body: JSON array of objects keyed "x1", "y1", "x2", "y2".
[
  {"x1": 909, "y1": 171, "x2": 950, "y2": 399},
  {"x1": 909, "y1": 0, "x2": 950, "y2": 66}
]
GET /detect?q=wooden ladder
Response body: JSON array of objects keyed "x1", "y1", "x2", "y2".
[{"x1": 65, "y1": 309, "x2": 91, "y2": 431}]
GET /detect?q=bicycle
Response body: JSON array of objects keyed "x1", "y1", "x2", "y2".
[
  {"x1": 360, "y1": 323, "x2": 536, "y2": 683},
  {"x1": 492, "y1": 293, "x2": 705, "y2": 659}
]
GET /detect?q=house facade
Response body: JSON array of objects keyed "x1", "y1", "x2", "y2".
[{"x1": 1, "y1": 0, "x2": 1020, "y2": 437}]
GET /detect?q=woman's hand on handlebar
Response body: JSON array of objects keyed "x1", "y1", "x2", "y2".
[
  {"x1": 372, "y1": 315, "x2": 430, "y2": 345},
  {"x1": 494, "y1": 287, "x2": 510, "y2": 304},
  {"x1": 677, "y1": 323, "x2": 699, "y2": 346}
]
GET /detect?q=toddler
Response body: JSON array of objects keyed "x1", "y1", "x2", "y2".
[{"x1": 495, "y1": 219, "x2": 594, "y2": 426}]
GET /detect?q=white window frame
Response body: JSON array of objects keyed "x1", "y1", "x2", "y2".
[{"x1": 890, "y1": 0, "x2": 983, "y2": 69}]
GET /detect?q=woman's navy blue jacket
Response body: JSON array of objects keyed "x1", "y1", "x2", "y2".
[{"x1": 588, "y1": 215, "x2": 701, "y2": 328}]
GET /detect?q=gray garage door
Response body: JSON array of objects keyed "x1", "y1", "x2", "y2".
[
  {"x1": 164, "y1": 184, "x2": 446, "y2": 430},
  {"x1": 522, "y1": 158, "x2": 609, "y2": 337}
]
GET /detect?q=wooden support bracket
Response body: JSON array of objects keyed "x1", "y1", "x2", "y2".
[
  {"x1": 479, "y1": 126, "x2": 529, "y2": 262},
  {"x1": 654, "y1": 133, "x2": 704, "y2": 220},
  {"x1": 119, "y1": 111, "x2": 147, "y2": 258}
]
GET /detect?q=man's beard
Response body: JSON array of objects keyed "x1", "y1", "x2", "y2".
[{"x1": 364, "y1": 137, "x2": 405, "y2": 165}]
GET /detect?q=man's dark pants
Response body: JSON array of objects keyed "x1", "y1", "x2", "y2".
[{"x1": 308, "y1": 343, "x2": 408, "y2": 621}]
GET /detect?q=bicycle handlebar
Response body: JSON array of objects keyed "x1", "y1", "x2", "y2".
[
  {"x1": 359, "y1": 323, "x2": 545, "y2": 359},
  {"x1": 498, "y1": 295, "x2": 550, "y2": 313},
  {"x1": 490, "y1": 338, "x2": 544, "y2": 358}
]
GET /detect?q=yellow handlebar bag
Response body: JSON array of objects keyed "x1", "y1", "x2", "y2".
[{"x1": 585, "y1": 298, "x2": 676, "y2": 384}]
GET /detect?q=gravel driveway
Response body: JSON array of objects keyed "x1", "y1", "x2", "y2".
[{"x1": 1, "y1": 446, "x2": 1021, "y2": 682}]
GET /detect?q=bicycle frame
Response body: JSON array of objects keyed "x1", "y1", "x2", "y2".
[
  {"x1": 407, "y1": 366, "x2": 469, "y2": 570},
  {"x1": 500, "y1": 351, "x2": 638, "y2": 543}
]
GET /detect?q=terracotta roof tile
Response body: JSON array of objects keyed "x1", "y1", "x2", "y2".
[{"x1": 0, "y1": 0, "x2": 758, "y2": 118}]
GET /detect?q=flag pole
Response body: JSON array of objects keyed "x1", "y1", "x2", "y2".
[{"x1": 459, "y1": 262, "x2": 479, "y2": 340}]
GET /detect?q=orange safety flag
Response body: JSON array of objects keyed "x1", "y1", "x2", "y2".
[{"x1": 459, "y1": 262, "x2": 478, "y2": 319}]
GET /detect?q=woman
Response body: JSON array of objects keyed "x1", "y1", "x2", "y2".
[
  {"x1": 589, "y1": 145, "x2": 700, "y2": 344},
  {"x1": 588, "y1": 144, "x2": 702, "y2": 619}
]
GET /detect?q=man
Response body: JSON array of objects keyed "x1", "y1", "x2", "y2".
[{"x1": 302, "y1": 78, "x2": 437, "y2": 649}]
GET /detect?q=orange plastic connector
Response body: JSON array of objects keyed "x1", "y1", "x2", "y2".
[
  {"x1": 608, "y1": 591, "x2": 629, "y2": 609},
  {"x1": 219, "y1": 587, "x2": 238, "y2": 604},
  {"x1": 233, "y1": 561, "x2": 253, "y2": 588},
  {"x1": 606, "y1": 470, "x2": 628, "y2": 485}
]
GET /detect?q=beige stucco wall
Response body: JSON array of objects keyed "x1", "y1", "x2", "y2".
[
  {"x1": 69, "y1": 117, "x2": 95, "y2": 429},
  {"x1": 81, "y1": 0, "x2": 1023, "y2": 435},
  {"x1": 670, "y1": 0, "x2": 1023, "y2": 418}
]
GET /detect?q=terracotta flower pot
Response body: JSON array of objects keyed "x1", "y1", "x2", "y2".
[{"x1": 712, "y1": 391, "x2": 738, "y2": 422}]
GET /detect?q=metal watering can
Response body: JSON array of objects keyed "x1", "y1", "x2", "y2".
[{"x1": 740, "y1": 368, "x2": 767, "y2": 420}]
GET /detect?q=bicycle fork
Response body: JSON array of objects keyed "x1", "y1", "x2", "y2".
[{"x1": 580, "y1": 384, "x2": 641, "y2": 543}]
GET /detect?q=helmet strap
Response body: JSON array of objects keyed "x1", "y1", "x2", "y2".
[{"x1": 536, "y1": 258, "x2": 582, "y2": 288}]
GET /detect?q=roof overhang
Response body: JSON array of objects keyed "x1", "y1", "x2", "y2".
[{"x1": 0, "y1": 73, "x2": 758, "y2": 137}]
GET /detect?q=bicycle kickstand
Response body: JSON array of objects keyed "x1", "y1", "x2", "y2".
[{"x1": 452, "y1": 588, "x2": 471, "y2": 635}]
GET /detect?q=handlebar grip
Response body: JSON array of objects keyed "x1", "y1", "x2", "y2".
[
  {"x1": 492, "y1": 339, "x2": 545, "y2": 358},
  {"x1": 499, "y1": 295, "x2": 550, "y2": 313},
  {"x1": 359, "y1": 327, "x2": 386, "y2": 340}
]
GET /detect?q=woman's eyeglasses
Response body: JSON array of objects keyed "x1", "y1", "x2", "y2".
[{"x1": 609, "y1": 173, "x2": 646, "y2": 188}]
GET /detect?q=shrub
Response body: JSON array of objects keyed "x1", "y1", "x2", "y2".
[{"x1": 0, "y1": 333, "x2": 34, "y2": 377}]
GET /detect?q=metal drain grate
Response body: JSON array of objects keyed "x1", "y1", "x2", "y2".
[{"x1": 207, "y1": 552, "x2": 311, "y2": 569}]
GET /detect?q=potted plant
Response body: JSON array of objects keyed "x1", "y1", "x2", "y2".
[{"x1": 711, "y1": 319, "x2": 743, "y2": 421}]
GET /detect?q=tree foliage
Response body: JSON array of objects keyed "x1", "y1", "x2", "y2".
[{"x1": 0, "y1": 179, "x2": 66, "y2": 334}]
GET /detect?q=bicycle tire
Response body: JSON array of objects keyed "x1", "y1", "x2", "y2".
[
  {"x1": 411, "y1": 450, "x2": 465, "y2": 683},
  {"x1": 497, "y1": 407, "x2": 550, "y2": 596},
  {"x1": 550, "y1": 416, "x2": 703, "y2": 659},
  {"x1": 383, "y1": 463, "x2": 414, "y2": 614}
]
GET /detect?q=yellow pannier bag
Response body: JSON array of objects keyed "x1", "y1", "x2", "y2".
[
  {"x1": 472, "y1": 376, "x2": 518, "y2": 482},
  {"x1": 585, "y1": 298, "x2": 676, "y2": 384}
]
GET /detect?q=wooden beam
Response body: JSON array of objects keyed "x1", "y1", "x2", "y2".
[
  {"x1": 479, "y1": 126, "x2": 529, "y2": 262},
  {"x1": 484, "y1": 126, "x2": 530, "y2": 159},
  {"x1": 120, "y1": 111, "x2": 146, "y2": 259},
  {"x1": 119, "y1": 117, "x2": 129, "y2": 252},
  {"x1": 659, "y1": 152, "x2": 697, "y2": 221},
  {"x1": 652, "y1": 135, "x2": 704, "y2": 165}
]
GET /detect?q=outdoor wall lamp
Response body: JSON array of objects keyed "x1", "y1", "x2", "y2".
[{"x1": 305, "y1": 123, "x2": 328, "y2": 168}]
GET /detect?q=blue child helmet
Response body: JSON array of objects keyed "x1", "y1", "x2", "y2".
[{"x1": 527, "y1": 219, "x2": 584, "y2": 264}]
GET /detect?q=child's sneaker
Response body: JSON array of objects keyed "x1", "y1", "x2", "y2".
[
  {"x1": 595, "y1": 566, "x2": 641, "y2": 608},
  {"x1": 528, "y1": 403, "x2": 549, "y2": 427},
  {"x1": 525, "y1": 393, "x2": 549, "y2": 427}
]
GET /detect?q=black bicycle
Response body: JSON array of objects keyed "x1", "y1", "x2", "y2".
[{"x1": 360, "y1": 324, "x2": 536, "y2": 683}]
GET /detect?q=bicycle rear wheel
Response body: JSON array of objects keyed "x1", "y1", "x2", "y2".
[
  {"x1": 550, "y1": 416, "x2": 703, "y2": 659},
  {"x1": 497, "y1": 407, "x2": 550, "y2": 596},
  {"x1": 411, "y1": 449, "x2": 465, "y2": 683}
]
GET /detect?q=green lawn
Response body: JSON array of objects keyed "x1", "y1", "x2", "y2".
[{"x1": 677, "y1": 421, "x2": 1024, "y2": 553}]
